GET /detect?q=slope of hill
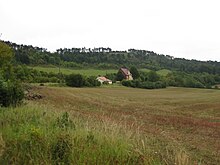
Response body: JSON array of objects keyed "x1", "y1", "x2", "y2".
[
  {"x1": 4, "y1": 41, "x2": 220, "y2": 74},
  {"x1": 29, "y1": 66, "x2": 117, "y2": 76}
]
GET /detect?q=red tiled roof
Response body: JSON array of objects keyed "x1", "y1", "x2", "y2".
[{"x1": 97, "y1": 77, "x2": 112, "y2": 82}]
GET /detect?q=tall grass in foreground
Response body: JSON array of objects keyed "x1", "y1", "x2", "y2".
[{"x1": 0, "y1": 104, "x2": 192, "y2": 165}]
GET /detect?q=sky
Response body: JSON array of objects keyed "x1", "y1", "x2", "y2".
[{"x1": 0, "y1": 0, "x2": 220, "y2": 61}]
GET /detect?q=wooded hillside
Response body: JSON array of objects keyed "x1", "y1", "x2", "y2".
[{"x1": 4, "y1": 41, "x2": 220, "y2": 74}]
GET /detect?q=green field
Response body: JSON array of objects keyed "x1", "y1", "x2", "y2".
[
  {"x1": 1, "y1": 86, "x2": 220, "y2": 164},
  {"x1": 29, "y1": 66, "x2": 117, "y2": 76},
  {"x1": 140, "y1": 68, "x2": 172, "y2": 76},
  {"x1": 30, "y1": 66, "x2": 172, "y2": 76},
  {"x1": 156, "y1": 69, "x2": 172, "y2": 76}
]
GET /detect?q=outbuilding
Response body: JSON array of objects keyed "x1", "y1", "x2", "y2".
[{"x1": 96, "y1": 76, "x2": 112, "y2": 84}]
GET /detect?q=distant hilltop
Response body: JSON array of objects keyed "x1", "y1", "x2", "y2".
[{"x1": 2, "y1": 40, "x2": 220, "y2": 75}]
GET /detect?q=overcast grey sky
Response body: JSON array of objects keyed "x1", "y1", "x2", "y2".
[{"x1": 1, "y1": 0, "x2": 220, "y2": 61}]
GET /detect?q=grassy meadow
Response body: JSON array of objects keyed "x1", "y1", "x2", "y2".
[
  {"x1": 29, "y1": 66, "x2": 117, "y2": 76},
  {"x1": 1, "y1": 86, "x2": 220, "y2": 164},
  {"x1": 29, "y1": 66, "x2": 172, "y2": 76},
  {"x1": 140, "y1": 69, "x2": 172, "y2": 76}
]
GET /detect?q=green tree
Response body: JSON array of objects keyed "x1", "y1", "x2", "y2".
[
  {"x1": 148, "y1": 71, "x2": 160, "y2": 82},
  {"x1": 130, "y1": 66, "x2": 140, "y2": 79},
  {"x1": 0, "y1": 75, "x2": 24, "y2": 107},
  {"x1": 0, "y1": 41, "x2": 14, "y2": 80},
  {"x1": 116, "y1": 70, "x2": 124, "y2": 81},
  {"x1": 86, "y1": 76, "x2": 101, "y2": 87},
  {"x1": 65, "y1": 74, "x2": 85, "y2": 87},
  {"x1": 0, "y1": 41, "x2": 13, "y2": 67}
]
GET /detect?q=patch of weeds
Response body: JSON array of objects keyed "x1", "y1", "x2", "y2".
[
  {"x1": 56, "y1": 112, "x2": 75, "y2": 130},
  {"x1": 0, "y1": 134, "x2": 5, "y2": 157},
  {"x1": 51, "y1": 133, "x2": 72, "y2": 164},
  {"x1": 86, "y1": 131, "x2": 97, "y2": 145},
  {"x1": 1, "y1": 126, "x2": 48, "y2": 164}
]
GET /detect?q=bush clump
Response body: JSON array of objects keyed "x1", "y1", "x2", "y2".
[
  {"x1": 0, "y1": 79, "x2": 24, "y2": 107},
  {"x1": 65, "y1": 74, "x2": 101, "y2": 87},
  {"x1": 122, "y1": 80, "x2": 166, "y2": 89}
]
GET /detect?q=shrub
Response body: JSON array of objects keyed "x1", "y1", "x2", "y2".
[
  {"x1": 86, "y1": 76, "x2": 101, "y2": 87},
  {"x1": 205, "y1": 84, "x2": 212, "y2": 89},
  {"x1": 121, "y1": 80, "x2": 133, "y2": 87},
  {"x1": 65, "y1": 74, "x2": 101, "y2": 87},
  {"x1": 56, "y1": 112, "x2": 75, "y2": 130},
  {"x1": 133, "y1": 80, "x2": 141, "y2": 88},
  {"x1": 34, "y1": 76, "x2": 50, "y2": 83},
  {"x1": 49, "y1": 77, "x2": 59, "y2": 83},
  {"x1": 141, "y1": 81, "x2": 155, "y2": 89},
  {"x1": 65, "y1": 74, "x2": 85, "y2": 87},
  {"x1": 155, "y1": 81, "x2": 167, "y2": 89},
  {"x1": 194, "y1": 82, "x2": 204, "y2": 88},
  {"x1": 183, "y1": 77, "x2": 205, "y2": 88},
  {"x1": 122, "y1": 80, "x2": 166, "y2": 89},
  {"x1": 0, "y1": 79, "x2": 24, "y2": 107}
]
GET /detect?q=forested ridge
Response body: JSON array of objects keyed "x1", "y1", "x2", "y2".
[{"x1": 4, "y1": 41, "x2": 220, "y2": 74}]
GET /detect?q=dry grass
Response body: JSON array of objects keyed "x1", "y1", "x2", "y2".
[
  {"x1": 33, "y1": 86, "x2": 220, "y2": 164},
  {"x1": 0, "y1": 134, "x2": 5, "y2": 157}
]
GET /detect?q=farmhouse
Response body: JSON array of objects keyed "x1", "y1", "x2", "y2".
[
  {"x1": 119, "y1": 67, "x2": 133, "y2": 80},
  {"x1": 96, "y1": 76, "x2": 112, "y2": 84}
]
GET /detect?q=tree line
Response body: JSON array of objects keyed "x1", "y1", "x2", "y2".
[
  {"x1": 4, "y1": 41, "x2": 220, "y2": 75},
  {"x1": 117, "y1": 68, "x2": 220, "y2": 89}
]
